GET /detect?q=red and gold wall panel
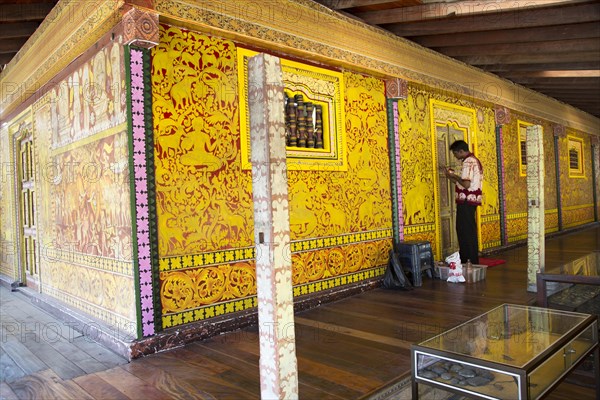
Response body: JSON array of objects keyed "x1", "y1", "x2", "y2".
[
  {"x1": 153, "y1": 26, "x2": 393, "y2": 329},
  {"x1": 397, "y1": 84, "x2": 500, "y2": 254}
]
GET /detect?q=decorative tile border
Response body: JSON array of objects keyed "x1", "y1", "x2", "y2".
[
  {"x1": 507, "y1": 212, "x2": 528, "y2": 220},
  {"x1": 126, "y1": 46, "x2": 160, "y2": 338},
  {"x1": 290, "y1": 229, "x2": 392, "y2": 253},
  {"x1": 163, "y1": 297, "x2": 258, "y2": 329},
  {"x1": 293, "y1": 266, "x2": 386, "y2": 297},
  {"x1": 159, "y1": 229, "x2": 393, "y2": 272},
  {"x1": 508, "y1": 234, "x2": 528, "y2": 243},
  {"x1": 404, "y1": 224, "x2": 436, "y2": 235},
  {"x1": 43, "y1": 247, "x2": 133, "y2": 275},
  {"x1": 162, "y1": 265, "x2": 386, "y2": 329},
  {"x1": 480, "y1": 214, "x2": 500, "y2": 223},
  {"x1": 482, "y1": 240, "x2": 501, "y2": 250}
]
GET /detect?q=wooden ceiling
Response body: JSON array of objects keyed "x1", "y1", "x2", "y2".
[
  {"x1": 314, "y1": 0, "x2": 600, "y2": 119},
  {"x1": 1, "y1": 0, "x2": 599, "y2": 119},
  {"x1": 0, "y1": 0, "x2": 58, "y2": 68}
]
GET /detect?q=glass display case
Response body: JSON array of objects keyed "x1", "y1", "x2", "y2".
[
  {"x1": 411, "y1": 304, "x2": 599, "y2": 399},
  {"x1": 537, "y1": 251, "x2": 600, "y2": 310}
]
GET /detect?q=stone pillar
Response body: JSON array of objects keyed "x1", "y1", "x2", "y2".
[
  {"x1": 247, "y1": 53, "x2": 299, "y2": 399},
  {"x1": 526, "y1": 125, "x2": 544, "y2": 292}
]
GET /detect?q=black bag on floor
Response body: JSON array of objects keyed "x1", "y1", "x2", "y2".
[{"x1": 383, "y1": 250, "x2": 413, "y2": 290}]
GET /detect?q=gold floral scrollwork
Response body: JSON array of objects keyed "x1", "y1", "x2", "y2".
[{"x1": 161, "y1": 271, "x2": 195, "y2": 312}]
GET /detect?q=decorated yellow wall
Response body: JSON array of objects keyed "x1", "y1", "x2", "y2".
[
  {"x1": 396, "y1": 83, "x2": 500, "y2": 256},
  {"x1": 1, "y1": 38, "x2": 137, "y2": 335},
  {"x1": 501, "y1": 114, "x2": 559, "y2": 242},
  {"x1": 559, "y1": 130, "x2": 595, "y2": 228},
  {"x1": 152, "y1": 25, "x2": 392, "y2": 329}
]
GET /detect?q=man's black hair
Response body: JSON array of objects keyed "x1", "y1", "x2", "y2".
[{"x1": 449, "y1": 140, "x2": 469, "y2": 152}]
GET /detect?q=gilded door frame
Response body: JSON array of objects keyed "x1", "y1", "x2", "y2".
[
  {"x1": 429, "y1": 100, "x2": 479, "y2": 260},
  {"x1": 8, "y1": 109, "x2": 40, "y2": 290}
]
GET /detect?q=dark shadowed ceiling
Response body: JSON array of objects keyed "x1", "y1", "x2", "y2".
[
  {"x1": 1, "y1": 0, "x2": 599, "y2": 118},
  {"x1": 0, "y1": 0, "x2": 58, "y2": 68},
  {"x1": 314, "y1": 0, "x2": 600, "y2": 118}
]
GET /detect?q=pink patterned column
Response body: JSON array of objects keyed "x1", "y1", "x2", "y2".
[{"x1": 247, "y1": 53, "x2": 299, "y2": 399}]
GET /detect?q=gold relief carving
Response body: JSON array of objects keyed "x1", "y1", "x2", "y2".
[
  {"x1": 122, "y1": 7, "x2": 159, "y2": 47},
  {"x1": 545, "y1": 212, "x2": 559, "y2": 231},
  {"x1": 501, "y1": 117, "x2": 528, "y2": 217},
  {"x1": 563, "y1": 204, "x2": 595, "y2": 228},
  {"x1": 159, "y1": 238, "x2": 391, "y2": 315},
  {"x1": 473, "y1": 106, "x2": 499, "y2": 219},
  {"x1": 152, "y1": 26, "x2": 254, "y2": 256},
  {"x1": 287, "y1": 72, "x2": 391, "y2": 240},
  {"x1": 160, "y1": 262, "x2": 256, "y2": 314},
  {"x1": 291, "y1": 239, "x2": 392, "y2": 286},
  {"x1": 398, "y1": 88, "x2": 435, "y2": 226},
  {"x1": 506, "y1": 216, "x2": 528, "y2": 241},
  {"x1": 481, "y1": 221, "x2": 501, "y2": 249},
  {"x1": 543, "y1": 124, "x2": 558, "y2": 209}
]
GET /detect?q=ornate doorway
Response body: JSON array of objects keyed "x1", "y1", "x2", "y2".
[
  {"x1": 15, "y1": 128, "x2": 39, "y2": 290},
  {"x1": 435, "y1": 123, "x2": 466, "y2": 258},
  {"x1": 430, "y1": 100, "x2": 478, "y2": 260}
]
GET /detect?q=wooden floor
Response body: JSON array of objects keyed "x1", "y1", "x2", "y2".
[{"x1": 1, "y1": 224, "x2": 599, "y2": 399}]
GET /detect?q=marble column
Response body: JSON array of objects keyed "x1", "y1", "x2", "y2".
[
  {"x1": 247, "y1": 53, "x2": 299, "y2": 399},
  {"x1": 526, "y1": 125, "x2": 544, "y2": 292}
]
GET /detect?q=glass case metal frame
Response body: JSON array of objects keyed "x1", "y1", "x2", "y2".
[{"x1": 411, "y1": 304, "x2": 599, "y2": 399}]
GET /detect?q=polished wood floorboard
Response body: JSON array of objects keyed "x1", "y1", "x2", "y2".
[{"x1": 1, "y1": 225, "x2": 599, "y2": 399}]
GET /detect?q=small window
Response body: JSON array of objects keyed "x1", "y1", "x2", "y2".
[
  {"x1": 517, "y1": 121, "x2": 532, "y2": 176},
  {"x1": 567, "y1": 136, "x2": 585, "y2": 178}
]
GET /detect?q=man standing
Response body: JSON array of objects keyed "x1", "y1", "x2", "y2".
[{"x1": 444, "y1": 140, "x2": 483, "y2": 264}]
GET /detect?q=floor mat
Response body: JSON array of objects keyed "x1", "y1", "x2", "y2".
[{"x1": 478, "y1": 257, "x2": 506, "y2": 267}]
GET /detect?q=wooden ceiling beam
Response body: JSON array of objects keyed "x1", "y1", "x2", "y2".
[
  {"x1": 0, "y1": 3, "x2": 55, "y2": 22},
  {"x1": 384, "y1": 2, "x2": 600, "y2": 36},
  {"x1": 434, "y1": 38, "x2": 600, "y2": 57},
  {"x1": 409, "y1": 22, "x2": 600, "y2": 47},
  {"x1": 483, "y1": 62, "x2": 600, "y2": 72},
  {"x1": 0, "y1": 37, "x2": 28, "y2": 54},
  {"x1": 316, "y1": 0, "x2": 402, "y2": 10},
  {"x1": 0, "y1": 52, "x2": 15, "y2": 65},
  {"x1": 0, "y1": 22, "x2": 40, "y2": 39},
  {"x1": 457, "y1": 51, "x2": 600, "y2": 65},
  {"x1": 356, "y1": 0, "x2": 590, "y2": 24}
]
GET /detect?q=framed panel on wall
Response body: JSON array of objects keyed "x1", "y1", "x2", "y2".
[
  {"x1": 517, "y1": 120, "x2": 533, "y2": 177},
  {"x1": 237, "y1": 47, "x2": 346, "y2": 171},
  {"x1": 567, "y1": 135, "x2": 585, "y2": 178}
]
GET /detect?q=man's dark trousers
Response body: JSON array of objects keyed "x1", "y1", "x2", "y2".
[{"x1": 456, "y1": 203, "x2": 479, "y2": 264}]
